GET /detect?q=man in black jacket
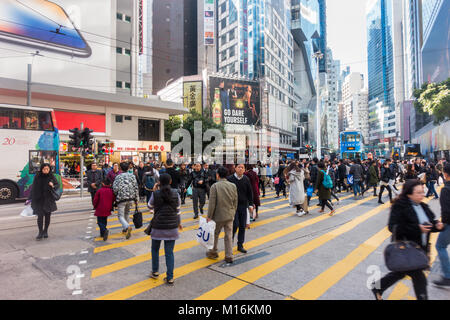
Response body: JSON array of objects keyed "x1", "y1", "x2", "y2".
[
  {"x1": 337, "y1": 159, "x2": 347, "y2": 192},
  {"x1": 87, "y1": 162, "x2": 103, "y2": 206},
  {"x1": 202, "y1": 162, "x2": 216, "y2": 199},
  {"x1": 165, "y1": 158, "x2": 181, "y2": 191},
  {"x1": 189, "y1": 163, "x2": 207, "y2": 219},
  {"x1": 227, "y1": 163, "x2": 254, "y2": 253},
  {"x1": 434, "y1": 163, "x2": 450, "y2": 287}
]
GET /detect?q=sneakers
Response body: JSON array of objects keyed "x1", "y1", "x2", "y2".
[
  {"x1": 378, "y1": 200, "x2": 384, "y2": 204},
  {"x1": 432, "y1": 277, "x2": 450, "y2": 287},
  {"x1": 296, "y1": 210, "x2": 305, "y2": 217},
  {"x1": 329, "y1": 209, "x2": 336, "y2": 216},
  {"x1": 125, "y1": 226, "x2": 132, "y2": 239},
  {"x1": 193, "y1": 214, "x2": 198, "y2": 219},
  {"x1": 164, "y1": 277, "x2": 174, "y2": 286},
  {"x1": 103, "y1": 229, "x2": 109, "y2": 241},
  {"x1": 149, "y1": 271, "x2": 159, "y2": 279},
  {"x1": 237, "y1": 245, "x2": 247, "y2": 253}
]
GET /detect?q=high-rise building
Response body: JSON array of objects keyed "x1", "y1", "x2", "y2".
[
  {"x1": 145, "y1": 0, "x2": 199, "y2": 95},
  {"x1": 217, "y1": 0, "x2": 298, "y2": 154},
  {"x1": 325, "y1": 47, "x2": 339, "y2": 151},
  {"x1": 318, "y1": 0, "x2": 327, "y2": 73},
  {"x1": 366, "y1": 0, "x2": 404, "y2": 155}
]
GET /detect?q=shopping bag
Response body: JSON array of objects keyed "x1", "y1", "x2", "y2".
[
  {"x1": 274, "y1": 177, "x2": 280, "y2": 185},
  {"x1": 196, "y1": 217, "x2": 216, "y2": 250},
  {"x1": 306, "y1": 186, "x2": 314, "y2": 197},
  {"x1": 20, "y1": 205, "x2": 33, "y2": 217},
  {"x1": 133, "y1": 207, "x2": 143, "y2": 229},
  {"x1": 347, "y1": 174, "x2": 354, "y2": 185},
  {"x1": 186, "y1": 185, "x2": 193, "y2": 196}
]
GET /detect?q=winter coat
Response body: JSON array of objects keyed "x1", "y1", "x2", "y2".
[
  {"x1": 166, "y1": 167, "x2": 181, "y2": 189},
  {"x1": 151, "y1": 189, "x2": 180, "y2": 230},
  {"x1": 106, "y1": 169, "x2": 121, "y2": 184},
  {"x1": 189, "y1": 170, "x2": 207, "y2": 189},
  {"x1": 315, "y1": 170, "x2": 331, "y2": 200},
  {"x1": 207, "y1": 179, "x2": 238, "y2": 223},
  {"x1": 287, "y1": 169, "x2": 305, "y2": 206},
  {"x1": 179, "y1": 169, "x2": 189, "y2": 188},
  {"x1": 338, "y1": 164, "x2": 347, "y2": 180},
  {"x1": 112, "y1": 172, "x2": 139, "y2": 203},
  {"x1": 244, "y1": 170, "x2": 260, "y2": 207},
  {"x1": 93, "y1": 186, "x2": 115, "y2": 217},
  {"x1": 389, "y1": 197, "x2": 440, "y2": 253},
  {"x1": 368, "y1": 165, "x2": 379, "y2": 186},
  {"x1": 349, "y1": 164, "x2": 364, "y2": 181},
  {"x1": 87, "y1": 169, "x2": 103, "y2": 193},
  {"x1": 30, "y1": 172, "x2": 59, "y2": 213}
]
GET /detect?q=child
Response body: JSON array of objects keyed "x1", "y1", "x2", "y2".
[{"x1": 93, "y1": 178, "x2": 115, "y2": 241}]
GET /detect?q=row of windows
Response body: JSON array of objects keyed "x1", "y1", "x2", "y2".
[
  {"x1": 0, "y1": 108, "x2": 54, "y2": 131},
  {"x1": 220, "y1": 29, "x2": 236, "y2": 46},
  {"x1": 220, "y1": 45, "x2": 236, "y2": 62},
  {"x1": 280, "y1": 134, "x2": 293, "y2": 145},
  {"x1": 117, "y1": 13, "x2": 131, "y2": 23},
  {"x1": 116, "y1": 81, "x2": 131, "y2": 89},
  {"x1": 116, "y1": 47, "x2": 131, "y2": 55}
]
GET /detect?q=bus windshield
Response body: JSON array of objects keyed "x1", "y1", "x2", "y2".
[{"x1": 0, "y1": 107, "x2": 54, "y2": 131}]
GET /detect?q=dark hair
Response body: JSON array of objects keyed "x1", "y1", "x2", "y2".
[
  {"x1": 217, "y1": 166, "x2": 229, "y2": 178},
  {"x1": 397, "y1": 179, "x2": 423, "y2": 202},
  {"x1": 317, "y1": 161, "x2": 325, "y2": 169},
  {"x1": 39, "y1": 163, "x2": 52, "y2": 173},
  {"x1": 158, "y1": 173, "x2": 174, "y2": 204},
  {"x1": 313, "y1": 157, "x2": 319, "y2": 163},
  {"x1": 120, "y1": 162, "x2": 129, "y2": 172},
  {"x1": 103, "y1": 178, "x2": 111, "y2": 186},
  {"x1": 444, "y1": 163, "x2": 450, "y2": 176},
  {"x1": 166, "y1": 158, "x2": 173, "y2": 166}
]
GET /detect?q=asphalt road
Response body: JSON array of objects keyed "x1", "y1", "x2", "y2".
[{"x1": 0, "y1": 186, "x2": 449, "y2": 300}]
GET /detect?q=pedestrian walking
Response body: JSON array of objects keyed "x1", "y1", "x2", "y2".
[
  {"x1": 178, "y1": 163, "x2": 189, "y2": 205},
  {"x1": 285, "y1": 162, "x2": 306, "y2": 216},
  {"x1": 316, "y1": 161, "x2": 335, "y2": 216},
  {"x1": 436, "y1": 159, "x2": 445, "y2": 185},
  {"x1": 378, "y1": 161, "x2": 393, "y2": 204},
  {"x1": 245, "y1": 165, "x2": 260, "y2": 221},
  {"x1": 349, "y1": 159, "x2": 364, "y2": 198},
  {"x1": 106, "y1": 162, "x2": 121, "y2": 185},
  {"x1": 28, "y1": 163, "x2": 60, "y2": 240},
  {"x1": 143, "y1": 165, "x2": 159, "y2": 204},
  {"x1": 203, "y1": 162, "x2": 216, "y2": 199},
  {"x1": 405, "y1": 163, "x2": 418, "y2": 181},
  {"x1": 433, "y1": 163, "x2": 450, "y2": 287},
  {"x1": 165, "y1": 158, "x2": 181, "y2": 192},
  {"x1": 93, "y1": 178, "x2": 115, "y2": 241},
  {"x1": 189, "y1": 163, "x2": 207, "y2": 219},
  {"x1": 87, "y1": 162, "x2": 103, "y2": 206},
  {"x1": 388, "y1": 159, "x2": 400, "y2": 196},
  {"x1": 425, "y1": 164, "x2": 439, "y2": 199},
  {"x1": 328, "y1": 162, "x2": 340, "y2": 204},
  {"x1": 370, "y1": 180, "x2": 444, "y2": 300},
  {"x1": 257, "y1": 161, "x2": 266, "y2": 197},
  {"x1": 147, "y1": 173, "x2": 182, "y2": 285},
  {"x1": 227, "y1": 163, "x2": 254, "y2": 253},
  {"x1": 266, "y1": 163, "x2": 274, "y2": 191},
  {"x1": 206, "y1": 166, "x2": 238, "y2": 264},
  {"x1": 275, "y1": 161, "x2": 287, "y2": 198},
  {"x1": 112, "y1": 162, "x2": 139, "y2": 239},
  {"x1": 337, "y1": 159, "x2": 348, "y2": 193},
  {"x1": 366, "y1": 161, "x2": 379, "y2": 196}
]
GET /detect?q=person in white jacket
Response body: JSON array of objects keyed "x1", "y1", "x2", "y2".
[{"x1": 284, "y1": 162, "x2": 306, "y2": 216}]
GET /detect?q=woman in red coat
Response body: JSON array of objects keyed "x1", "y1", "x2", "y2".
[
  {"x1": 93, "y1": 178, "x2": 116, "y2": 241},
  {"x1": 245, "y1": 165, "x2": 261, "y2": 221}
]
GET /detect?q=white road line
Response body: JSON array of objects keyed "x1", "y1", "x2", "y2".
[
  {"x1": 72, "y1": 290, "x2": 83, "y2": 295},
  {"x1": 79, "y1": 260, "x2": 87, "y2": 264},
  {"x1": 80, "y1": 250, "x2": 88, "y2": 254}
]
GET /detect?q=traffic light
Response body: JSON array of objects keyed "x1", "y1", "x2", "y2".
[
  {"x1": 98, "y1": 142, "x2": 106, "y2": 155},
  {"x1": 68, "y1": 128, "x2": 81, "y2": 151},
  {"x1": 81, "y1": 128, "x2": 94, "y2": 154},
  {"x1": 267, "y1": 146, "x2": 272, "y2": 157}
]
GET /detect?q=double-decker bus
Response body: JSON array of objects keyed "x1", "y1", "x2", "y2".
[
  {"x1": 0, "y1": 104, "x2": 61, "y2": 204},
  {"x1": 339, "y1": 130, "x2": 365, "y2": 160}
]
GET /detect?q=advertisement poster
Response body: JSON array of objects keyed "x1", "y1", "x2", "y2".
[
  {"x1": 209, "y1": 76, "x2": 261, "y2": 126},
  {"x1": 183, "y1": 81, "x2": 203, "y2": 115},
  {"x1": 204, "y1": 0, "x2": 215, "y2": 45}
]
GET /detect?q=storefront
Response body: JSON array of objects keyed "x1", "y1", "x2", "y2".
[{"x1": 110, "y1": 140, "x2": 171, "y2": 165}]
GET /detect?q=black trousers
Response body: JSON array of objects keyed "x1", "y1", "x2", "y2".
[
  {"x1": 375, "y1": 270, "x2": 428, "y2": 300},
  {"x1": 90, "y1": 191, "x2": 97, "y2": 206},
  {"x1": 35, "y1": 208, "x2": 51, "y2": 233},
  {"x1": 233, "y1": 205, "x2": 247, "y2": 246},
  {"x1": 337, "y1": 179, "x2": 347, "y2": 192},
  {"x1": 320, "y1": 199, "x2": 333, "y2": 211},
  {"x1": 378, "y1": 184, "x2": 392, "y2": 201},
  {"x1": 259, "y1": 177, "x2": 265, "y2": 196}
]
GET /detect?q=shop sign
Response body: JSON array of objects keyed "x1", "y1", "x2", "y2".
[{"x1": 113, "y1": 140, "x2": 171, "y2": 152}]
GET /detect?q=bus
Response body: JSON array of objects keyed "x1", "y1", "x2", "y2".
[
  {"x1": 339, "y1": 130, "x2": 365, "y2": 160},
  {"x1": 0, "y1": 104, "x2": 61, "y2": 204}
]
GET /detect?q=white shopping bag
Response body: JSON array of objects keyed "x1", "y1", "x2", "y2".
[
  {"x1": 196, "y1": 216, "x2": 216, "y2": 250},
  {"x1": 20, "y1": 205, "x2": 34, "y2": 217}
]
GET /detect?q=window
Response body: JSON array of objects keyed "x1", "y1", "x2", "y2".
[
  {"x1": 229, "y1": 29, "x2": 235, "y2": 41},
  {"x1": 221, "y1": 51, "x2": 227, "y2": 61},
  {"x1": 29, "y1": 150, "x2": 57, "y2": 174},
  {"x1": 229, "y1": 46, "x2": 235, "y2": 57},
  {"x1": 116, "y1": 81, "x2": 123, "y2": 88},
  {"x1": 221, "y1": 18, "x2": 227, "y2": 30},
  {"x1": 220, "y1": 2, "x2": 226, "y2": 14},
  {"x1": 138, "y1": 119, "x2": 160, "y2": 141},
  {"x1": 124, "y1": 116, "x2": 132, "y2": 121},
  {"x1": 0, "y1": 108, "x2": 53, "y2": 131},
  {"x1": 116, "y1": 47, "x2": 122, "y2": 54},
  {"x1": 117, "y1": 13, "x2": 123, "y2": 20},
  {"x1": 125, "y1": 15, "x2": 131, "y2": 22},
  {"x1": 124, "y1": 48, "x2": 131, "y2": 55},
  {"x1": 115, "y1": 115, "x2": 123, "y2": 123},
  {"x1": 221, "y1": 35, "x2": 226, "y2": 46},
  {"x1": 125, "y1": 82, "x2": 131, "y2": 89}
]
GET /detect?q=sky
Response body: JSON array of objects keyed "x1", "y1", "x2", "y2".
[{"x1": 326, "y1": 0, "x2": 369, "y2": 87}]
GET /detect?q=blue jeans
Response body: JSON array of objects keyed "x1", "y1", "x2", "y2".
[
  {"x1": 152, "y1": 239, "x2": 175, "y2": 280},
  {"x1": 436, "y1": 224, "x2": 450, "y2": 279},
  {"x1": 426, "y1": 181, "x2": 438, "y2": 198},
  {"x1": 353, "y1": 180, "x2": 361, "y2": 196}
]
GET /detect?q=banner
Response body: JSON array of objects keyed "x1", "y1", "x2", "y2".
[
  {"x1": 209, "y1": 76, "x2": 261, "y2": 126},
  {"x1": 204, "y1": 0, "x2": 215, "y2": 45},
  {"x1": 183, "y1": 81, "x2": 203, "y2": 115}
]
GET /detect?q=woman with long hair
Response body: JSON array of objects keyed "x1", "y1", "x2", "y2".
[
  {"x1": 316, "y1": 161, "x2": 335, "y2": 216},
  {"x1": 425, "y1": 164, "x2": 439, "y2": 199},
  {"x1": 147, "y1": 173, "x2": 182, "y2": 285},
  {"x1": 371, "y1": 180, "x2": 444, "y2": 300},
  {"x1": 285, "y1": 162, "x2": 306, "y2": 216},
  {"x1": 245, "y1": 164, "x2": 261, "y2": 221},
  {"x1": 28, "y1": 163, "x2": 60, "y2": 240},
  {"x1": 405, "y1": 163, "x2": 418, "y2": 181}
]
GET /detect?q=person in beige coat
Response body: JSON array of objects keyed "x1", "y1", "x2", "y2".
[
  {"x1": 206, "y1": 166, "x2": 238, "y2": 263},
  {"x1": 284, "y1": 162, "x2": 306, "y2": 216}
]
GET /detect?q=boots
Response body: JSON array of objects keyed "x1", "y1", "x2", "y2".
[{"x1": 36, "y1": 231, "x2": 44, "y2": 241}]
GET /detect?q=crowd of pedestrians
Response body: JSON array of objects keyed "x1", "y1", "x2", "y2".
[{"x1": 29, "y1": 155, "x2": 450, "y2": 294}]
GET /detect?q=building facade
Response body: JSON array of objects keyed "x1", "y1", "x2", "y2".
[
  {"x1": 325, "y1": 48, "x2": 339, "y2": 151},
  {"x1": 342, "y1": 73, "x2": 369, "y2": 142}
]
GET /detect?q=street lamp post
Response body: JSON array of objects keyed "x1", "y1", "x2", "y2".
[{"x1": 313, "y1": 51, "x2": 323, "y2": 159}]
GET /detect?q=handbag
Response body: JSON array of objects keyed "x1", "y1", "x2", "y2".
[
  {"x1": 51, "y1": 188, "x2": 62, "y2": 201},
  {"x1": 384, "y1": 225, "x2": 429, "y2": 272},
  {"x1": 132, "y1": 201, "x2": 143, "y2": 229},
  {"x1": 144, "y1": 220, "x2": 152, "y2": 235}
]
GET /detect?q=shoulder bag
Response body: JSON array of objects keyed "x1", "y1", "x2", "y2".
[
  {"x1": 384, "y1": 225, "x2": 429, "y2": 272},
  {"x1": 133, "y1": 200, "x2": 143, "y2": 229}
]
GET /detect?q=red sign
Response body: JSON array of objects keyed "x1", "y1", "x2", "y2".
[{"x1": 54, "y1": 111, "x2": 105, "y2": 133}]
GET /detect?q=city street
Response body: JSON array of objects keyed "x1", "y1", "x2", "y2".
[{"x1": 1, "y1": 188, "x2": 449, "y2": 301}]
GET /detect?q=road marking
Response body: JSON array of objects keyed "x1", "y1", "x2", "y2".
[
  {"x1": 194, "y1": 201, "x2": 390, "y2": 300},
  {"x1": 79, "y1": 260, "x2": 87, "y2": 264},
  {"x1": 72, "y1": 290, "x2": 83, "y2": 295},
  {"x1": 81, "y1": 250, "x2": 88, "y2": 254},
  {"x1": 95, "y1": 195, "x2": 372, "y2": 299}
]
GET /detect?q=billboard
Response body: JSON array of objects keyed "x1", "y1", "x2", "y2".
[
  {"x1": 204, "y1": 0, "x2": 215, "y2": 45},
  {"x1": 209, "y1": 76, "x2": 261, "y2": 126},
  {"x1": 183, "y1": 81, "x2": 203, "y2": 115},
  {"x1": 0, "y1": 0, "x2": 114, "y2": 92}
]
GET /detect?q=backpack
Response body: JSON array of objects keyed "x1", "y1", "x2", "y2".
[
  {"x1": 321, "y1": 170, "x2": 333, "y2": 189},
  {"x1": 144, "y1": 174, "x2": 156, "y2": 191}
]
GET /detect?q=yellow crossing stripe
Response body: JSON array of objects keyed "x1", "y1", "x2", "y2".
[
  {"x1": 95, "y1": 195, "x2": 372, "y2": 299},
  {"x1": 287, "y1": 189, "x2": 439, "y2": 300},
  {"x1": 194, "y1": 201, "x2": 391, "y2": 300}
]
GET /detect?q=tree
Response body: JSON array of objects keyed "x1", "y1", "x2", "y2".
[
  {"x1": 164, "y1": 110, "x2": 225, "y2": 155},
  {"x1": 413, "y1": 78, "x2": 450, "y2": 124}
]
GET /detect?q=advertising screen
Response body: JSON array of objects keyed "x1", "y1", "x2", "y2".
[
  {"x1": 183, "y1": 81, "x2": 203, "y2": 115},
  {"x1": 0, "y1": 0, "x2": 114, "y2": 92},
  {"x1": 209, "y1": 76, "x2": 261, "y2": 126}
]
